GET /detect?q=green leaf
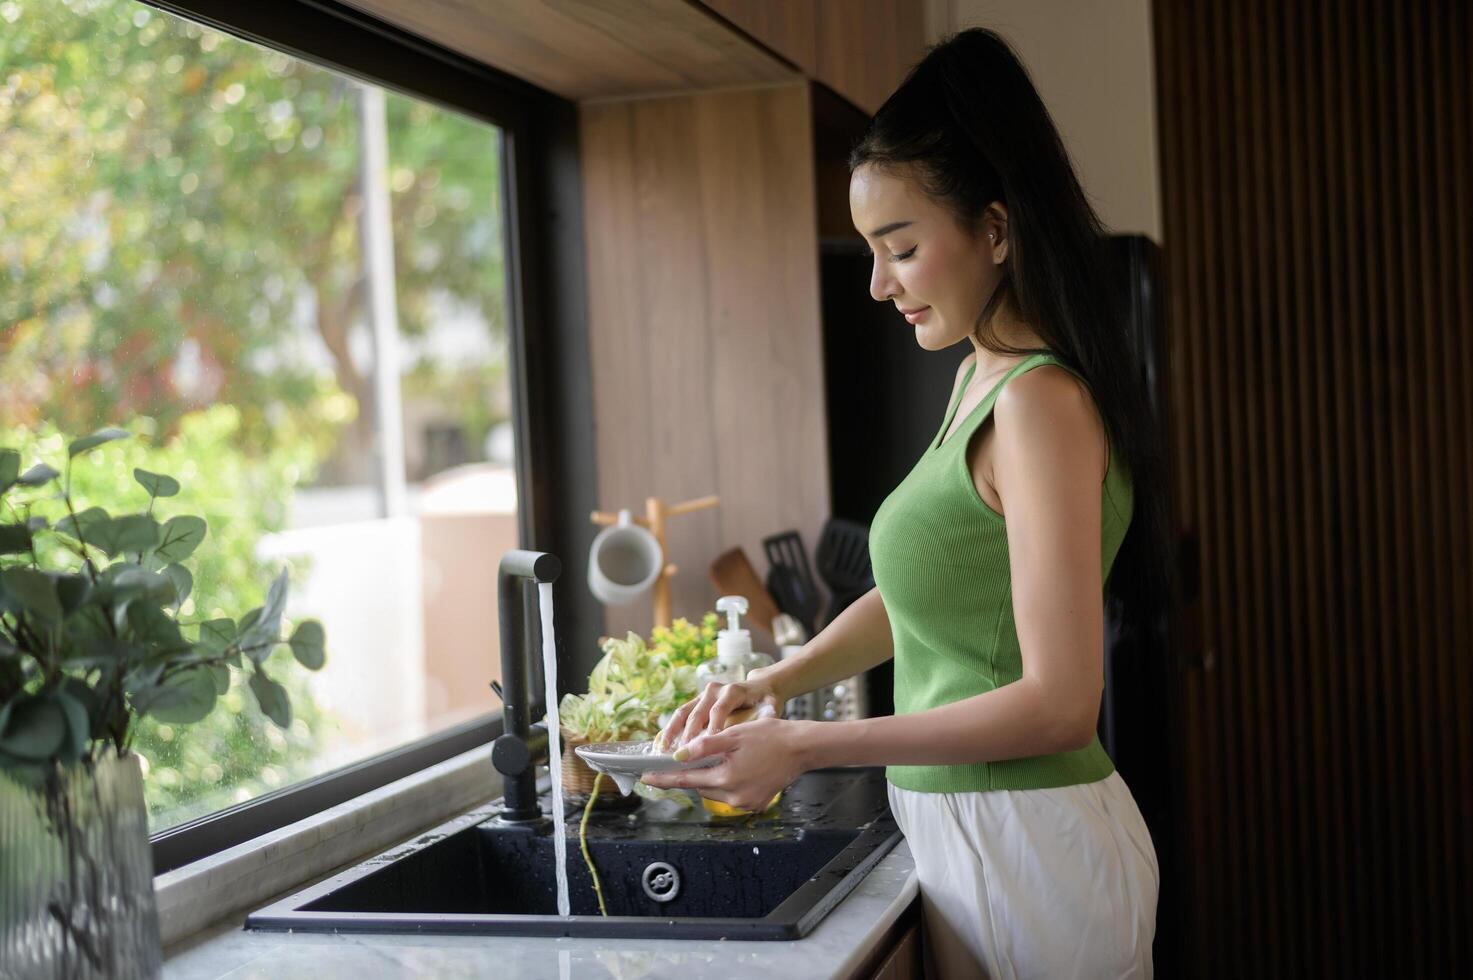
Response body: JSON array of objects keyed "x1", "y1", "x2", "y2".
[
  {"x1": 125, "y1": 602, "x2": 186, "y2": 653},
  {"x1": 238, "y1": 568, "x2": 289, "y2": 655},
  {"x1": 0, "y1": 449, "x2": 19, "y2": 493},
  {"x1": 90, "y1": 566, "x2": 175, "y2": 621},
  {"x1": 133, "y1": 468, "x2": 180, "y2": 498},
  {"x1": 68, "y1": 427, "x2": 129, "y2": 458},
  {"x1": 132, "y1": 667, "x2": 217, "y2": 724},
  {"x1": 1, "y1": 568, "x2": 62, "y2": 626},
  {"x1": 123, "y1": 662, "x2": 163, "y2": 695},
  {"x1": 163, "y1": 564, "x2": 193, "y2": 607},
  {"x1": 196, "y1": 618, "x2": 237, "y2": 656},
  {"x1": 62, "y1": 634, "x2": 139, "y2": 669},
  {"x1": 54, "y1": 506, "x2": 109, "y2": 545},
  {"x1": 0, "y1": 523, "x2": 32, "y2": 555},
  {"x1": 60, "y1": 606, "x2": 111, "y2": 650},
  {"x1": 60, "y1": 677, "x2": 101, "y2": 741},
  {"x1": 27, "y1": 516, "x2": 48, "y2": 532},
  {"x1": 84, "y1": 514, "x2": 160, "y2": 556},
  {"x1": 82, "y1": 517, "x2": 124, "y2": 555},
  {"x1": 0, "y1": 697, "x2": 67, "y2": 761},
  {"x1": 17, "y1": 463, "x2": 59, "y2": 487},
  {"x1": 235, "y1": 609, "x2": 269, "y2": 663},
  {"x1": 288, "y1": 619, "x2": 326, "y2": 670},
  {"x1": 60, "y1": 676, "x2": 99, "y2": 712},
  {"x1": 249, "y1": 666, "x2": 292, "y2": 728},
  {"x1": 54, "y1": 688, "x2": 91, "y2": 762},
  {"x1": 109, "y1": 514, "x2": 160, "y2": 554},
  {"x1": 154, "y1": 515, "x2": 206, "y2": 563},
  {"x1": 54, "y1": 572, "x2": 90, "y2": 614},
  {"x1": 209, "y1": 663, "x2": 231, "y2": 696}
]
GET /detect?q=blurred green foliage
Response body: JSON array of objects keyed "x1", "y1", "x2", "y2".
[
  {"x1": 0, "y1": 0, "x2": 508, "y2": 474},
  {"x1": 0, "y1": 413, "x2": 330, "y2": 828},
  {"x1": 0, "y1": 0, "x2": 511, "y2": 828}
]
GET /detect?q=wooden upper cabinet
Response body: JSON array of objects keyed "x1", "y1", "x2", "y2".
[
  {"x1": 340, "y1": 0, "x2": 924, "y2": 109},
  {"x1": 698, "y1": 0, "x2": 928, "y2": 114},
  {"x1": 338, "y1": 0, "x2": 796, "y2": 100}
]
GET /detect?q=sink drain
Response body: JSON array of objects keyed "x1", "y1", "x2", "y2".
[{"x1": 641, "y1": 862, "x2": 681, "y2": 903}]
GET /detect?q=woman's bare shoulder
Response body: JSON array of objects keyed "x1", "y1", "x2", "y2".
[{"x1": 992, "y1": 364, "x2": 1107, "y2": 476}]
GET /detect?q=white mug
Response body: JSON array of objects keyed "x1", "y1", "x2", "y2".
[{"x1": 587, "y1": 509, "x2": 663, "y2": 606}]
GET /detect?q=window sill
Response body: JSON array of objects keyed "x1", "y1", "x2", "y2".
[{"x1": 153, "y1": 743, "x2": 521, "y2": 947}]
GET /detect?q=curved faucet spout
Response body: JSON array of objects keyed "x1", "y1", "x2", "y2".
[
  {"x1": 493, "y1": 550, "x2": 562, "y2": 824},
  {"x1": 499, "y1": 549, "x2": 561, "y2": 585}
]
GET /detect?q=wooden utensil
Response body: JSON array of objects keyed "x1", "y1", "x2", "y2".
[{"x1": 708, "y1": 547, "x2": 783, "y2": 633}]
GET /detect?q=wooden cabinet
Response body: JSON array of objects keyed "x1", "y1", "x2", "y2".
[
  {"x1": 699, "y1": 0, "x2": 928, "y2": 114},
  {"x1": 849, "y1": 898, "x2": 924, "y2": 980},
  {"x1": 867, "y1": 917, "x2": 923, "y2": 979},
  {"x1": 339, "y1": 0, "x2": 796, "y2": 99}
]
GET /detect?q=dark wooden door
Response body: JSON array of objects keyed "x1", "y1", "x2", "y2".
[{"x1": 1152, "y1": 0, "x2": 1472, "y2": 975}]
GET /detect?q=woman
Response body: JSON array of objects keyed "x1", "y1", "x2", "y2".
[{"x1": 642, "y1": 27, "x2": 1167, "y2": 979}]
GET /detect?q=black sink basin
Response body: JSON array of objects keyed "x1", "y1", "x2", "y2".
[{"x1": 247, "y1": 767, "x2": 899, "y2": 940}]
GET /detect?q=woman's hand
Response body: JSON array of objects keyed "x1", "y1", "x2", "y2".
[
  {"x1": 642, "y1": 716, "x2": 813, "y2": 812},
  {"x1": 655, "y1": 667, "x2": 784, "y2": 753}
]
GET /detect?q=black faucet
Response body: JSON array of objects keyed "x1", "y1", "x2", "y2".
[{"x1": 490, "y1": 549, "x2": 561, "y2": 825}]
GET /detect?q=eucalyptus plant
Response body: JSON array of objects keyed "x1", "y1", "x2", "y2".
[{"x1": 0, "y1": 428, "x2": 325, "y2": 783}]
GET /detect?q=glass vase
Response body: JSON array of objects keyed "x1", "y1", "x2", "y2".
[{"x1": 0, "y1": 750, "x2": 162, "y2": 979}]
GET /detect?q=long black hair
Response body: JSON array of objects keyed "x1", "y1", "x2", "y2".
[{"x1": 851, "y1": 27, "x2": 1171, "y2": 641}]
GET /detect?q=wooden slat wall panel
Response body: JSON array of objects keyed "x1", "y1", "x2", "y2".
[{"x1": 1152, "y1": 1, "x2": 1472, "y2": 975}]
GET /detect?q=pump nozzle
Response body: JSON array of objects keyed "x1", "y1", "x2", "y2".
[
  {"x1": 716, "y1": 595, "x2": 748, "y2": 632},
  {"x1": 714, "y1": 595, "x2": 752, "y2": 661}
]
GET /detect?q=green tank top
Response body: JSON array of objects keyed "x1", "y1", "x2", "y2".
[{"x1": 870, "y1": 352, "x2": 1132, "y2": 793}]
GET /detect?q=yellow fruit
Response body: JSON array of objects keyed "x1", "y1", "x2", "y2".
[{"x1": 702, "y1": 791, "x2": 782, "y2": 817}]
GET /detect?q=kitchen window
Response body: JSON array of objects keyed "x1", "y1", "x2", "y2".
[{"x1": 1, "y1": 0, "x2": 579, "y2": 871}]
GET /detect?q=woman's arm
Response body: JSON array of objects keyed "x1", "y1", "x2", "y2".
[
  {"x1": 752, "y1": 584, "x2": 895, "y2": 703},
  {"x1": 797, "y1": 678, "x2": 1089, "y2": 771}
]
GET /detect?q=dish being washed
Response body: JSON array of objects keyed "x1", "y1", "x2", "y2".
[{"x1": 574, "y1": 740, "x2": 722, "y2": 796}]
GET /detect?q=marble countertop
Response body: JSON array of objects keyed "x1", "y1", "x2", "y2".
[{"x1": 162, "y1": 839, "x2": 918, "y2": 980}]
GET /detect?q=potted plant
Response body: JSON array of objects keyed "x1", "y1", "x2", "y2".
[
  {"x1": 555, "y1": 622, "x2": 709, "y2": 808},
  {"x1": 0, "y1": 429, "x2": 325, "y2": 979}
]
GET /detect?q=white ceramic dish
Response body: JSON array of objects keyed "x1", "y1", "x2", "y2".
[{"x1": 574, "y1": 740, "x2": 722, "y2": 796}]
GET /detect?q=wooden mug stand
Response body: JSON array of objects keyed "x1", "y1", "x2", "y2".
[{"x1": 589, "y1": 494, "x2": 720, "y2": 629}]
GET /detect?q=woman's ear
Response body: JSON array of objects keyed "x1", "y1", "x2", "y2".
[{"x1": 982, "y1": 202, "x2": 1010, "y2": 264}]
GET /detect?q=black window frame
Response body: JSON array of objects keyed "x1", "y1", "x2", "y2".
[{"x1": 132, "y1": 0, "x2": 601, "y2": 874}]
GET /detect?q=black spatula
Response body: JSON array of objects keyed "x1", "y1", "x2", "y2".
[
  {"x1": 815, "y1": 518, "x2": 874, "y2": 626},
  {"x1": 762, "y1": 530, "x2": 822, "y2": 635}
]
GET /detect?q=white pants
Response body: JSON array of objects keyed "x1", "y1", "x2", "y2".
[{"x1": 887, "y1": 771, "x2": 1159, "y2": 980}]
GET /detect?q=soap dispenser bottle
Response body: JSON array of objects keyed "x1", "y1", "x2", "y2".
[
  {"x1": 695, "y1": 595, "x2": 773, "y2": 687},
  {"x1": 693, "y1": 596, "x2": 780, "y2": 818}
]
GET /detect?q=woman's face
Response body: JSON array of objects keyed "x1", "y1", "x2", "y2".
[{"x1": 848, "y1": 163, "x2": 1008, "y2": 351}]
